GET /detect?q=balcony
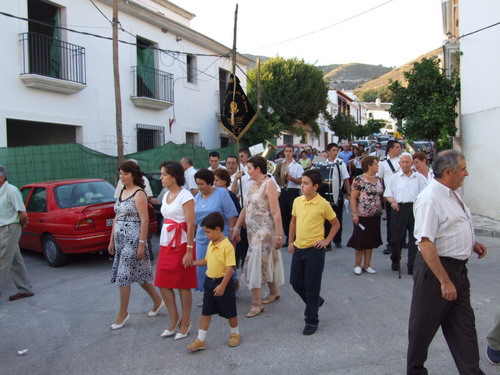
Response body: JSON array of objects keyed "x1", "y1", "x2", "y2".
[
  {"x1": 130, "y1": 66, "x2": 174, "y2": 110},
  {"x1": 19, "y1": 32, "x2": 86, "y2": 94}
]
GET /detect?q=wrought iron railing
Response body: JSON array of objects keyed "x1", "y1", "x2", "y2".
[
  {"x1": 20, "y1": 32, "x2": 86, "y2": 84},
  {"x1": 132, "y1": 66, "x2": 174, "y2": 103}
]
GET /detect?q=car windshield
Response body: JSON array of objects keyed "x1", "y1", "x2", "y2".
[{"x1": 55, "y1": 181, "x2": 115, "y2": 208}]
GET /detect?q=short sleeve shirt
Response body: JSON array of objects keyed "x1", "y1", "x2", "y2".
[
  {"x1": 351, "y1": 175, "x2": 384, "y2": 217},
  {"x1": 159, "y1": 189, "x2": 193, "y2": 246},
  {"x1": 292, "y1": 194, "x2": 336, "y2": 248},
  {"x1": 0, "y1": 182, "x2": 26, "y2": 226},
  {"x1": 205, "y1": 237, "x2": 236, "y2": 278}
]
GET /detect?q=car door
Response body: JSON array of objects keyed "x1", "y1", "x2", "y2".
[{"x1": 21, "y1": 186, "x2": 48, "y2": 251}]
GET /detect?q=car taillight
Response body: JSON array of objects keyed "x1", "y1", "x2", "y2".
[{"x1": 75, "y1": 218, "x2": 95, "y2": 230}]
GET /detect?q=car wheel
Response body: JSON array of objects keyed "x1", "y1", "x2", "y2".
[{"x1": 43, "y1": 235, "x2": 68, "y2": 267}]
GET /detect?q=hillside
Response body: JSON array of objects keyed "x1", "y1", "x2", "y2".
[
  {"x1": 321, "y1": 63, "x2": 393, "y2": 90},
  {"x1": 356, "y1": 48, "x2": 442, "y2": 92}
]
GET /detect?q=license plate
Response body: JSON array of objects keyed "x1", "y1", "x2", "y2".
[{"x1": 106, "y1": 219, "x2": 114, "y2": 227}]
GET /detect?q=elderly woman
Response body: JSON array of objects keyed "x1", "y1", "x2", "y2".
[
  {"x1": 346, "y1": 156, "x2": 384, "y2": 275},
  {"x1": 108, "y1": 161, "x2": 163, "y2": 330},
  {"x1": 194, "y1": 169, "x2": 238, "y2": 292},
  {"x1": 154, "y1": 161, "x2": 197, "y2": 340},
  {"x1": 412, "y1": 151, "x2": 434, "y2": 182},
  {"x1": 232, "y1": 156, "x2": 284, "y2": 318}
]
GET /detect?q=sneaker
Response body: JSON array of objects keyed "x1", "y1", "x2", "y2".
[
  {"x1": 486, "y1": 345, "x2": 500, "y2": 365},
  {"x1": 228, "y1": 333, "x2": 241, "y2": 347},
  {"x1": 363, "y1": 267, "x2": 376, "y2": 274},
  {"x1": 354, "y1": 266, "x2": 362, "y2": 275},
  {"x1": 186, "y1": 338, "x2": 206, "y2": 351}
]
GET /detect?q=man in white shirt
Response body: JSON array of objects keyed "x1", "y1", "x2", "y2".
[
  {"x1": 238, "y1": 148, "x2": 250, "y2": 173},
  {"x1": 180, "y1": 157, "x2": 198, "y2": 196},
  {"x1": 276, "y1": 144, "x2": 304, "y2": 243},
  {"x1": 377, "y1": 140, "x2": 402, "y2": 254},
  {"x1": 0, "y1": 165, "x2": 34, "y2": 302},
  {"x1": 315, "y1": 143, "x2": 351, "y2": 249},
  {"x1": 207, "y1": 151, "x2": 226, "y2": 172},
  {"x1": 383, "y1": 153, "x2": 427, "y2": 274},
  {"x1": 407, "y1": 150, "x2": 487, "y2": 375}
]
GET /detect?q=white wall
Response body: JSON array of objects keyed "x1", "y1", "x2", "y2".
[
  {"x1": 459, "y1": 0, "x2": 500, "y2": 220},
  {"x1": 0, "y1": 0, "x2": 246, "y2": 153}
]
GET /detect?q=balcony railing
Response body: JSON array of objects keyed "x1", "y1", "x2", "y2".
[
  {"x1": 131, "y1": 66, "x2": 174, "y2": 109},
  {"x1": 20, "y1": 32, "x2": 86, "y2": 85}
]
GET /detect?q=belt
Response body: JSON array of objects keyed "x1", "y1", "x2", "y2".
[
  {"x1": 282, "y1": 187, "x2": 300, "y2": 192},
  {"x1": 398, "y1": 202, "x2": 414, "y2": 207},
  {"x1": 440, "y1": 256, "x2": 468, "y2": 265},
  {"x1": 207, "y1": 276, "x2": 224, "y2": 282}
]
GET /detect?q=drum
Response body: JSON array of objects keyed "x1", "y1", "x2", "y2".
[{"x1": 312, "y1": 162, "x2": 341, "y2": 206}]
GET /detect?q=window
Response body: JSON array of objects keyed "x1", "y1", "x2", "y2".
[
  {"x1": 26, "y1": 187, "x2": 47, "y2": 212},
  {"x1": 283, "y1": 135, "x2": 293, "y2": 144},
  {"x1": 137, "y1": 124, "x2": 165, "y2": 151},
  {"x1": 187, "y1": 54, "x2": 197, "y2": 84},
  {"x1": 219, "y1": 68, "x2": 230, "y2": 112},
  {"x1": 136, "y1": 37, "x2": 156, "y2": 97}
]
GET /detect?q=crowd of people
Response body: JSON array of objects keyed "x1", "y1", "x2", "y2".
[{"x1": 1, "y1": 139, "x2": 498, "y2": 371}]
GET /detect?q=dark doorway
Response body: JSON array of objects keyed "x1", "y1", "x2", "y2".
[{"x1": 7, "y1": 119, "x2": 76, "y2": 147}]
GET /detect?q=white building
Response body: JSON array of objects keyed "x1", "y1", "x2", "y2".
[
  {"x1": 0, "y1": 0, "x2": 252, "y2": 154},
  {"x1": 442, "y1": 0, "x2": 500, "y2": 220},
  {"x1": 364, "y1": 99, "x2": 398, "y2": 134}
]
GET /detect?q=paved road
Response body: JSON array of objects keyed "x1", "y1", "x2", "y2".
[{"x1": 1, "y1": 215, "x2": 499, "y2": 375}]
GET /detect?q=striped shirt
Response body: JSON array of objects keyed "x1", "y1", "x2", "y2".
[{"x1": 413, "y1": 179, "x2": 475, "y2": 260}]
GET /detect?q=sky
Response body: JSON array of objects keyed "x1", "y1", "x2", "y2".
[{"x1": 172, "y1": 0, "x2": 444, "y2": 68}]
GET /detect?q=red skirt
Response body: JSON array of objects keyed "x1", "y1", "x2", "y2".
[{"x1": 154, "y1": 243, "x2": 197, "y2": 289}]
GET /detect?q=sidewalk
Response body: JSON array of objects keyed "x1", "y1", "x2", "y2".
[{"x1": 472, "y1": 214, "x2": 500, "y2": 238}]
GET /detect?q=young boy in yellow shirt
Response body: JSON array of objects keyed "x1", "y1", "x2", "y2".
[
  {"x1": 187, "y1": 212, "x2": 240, "y2": 351},
  {"x1": 288, "y1": 169, "x2": 340, "y2": 335}
]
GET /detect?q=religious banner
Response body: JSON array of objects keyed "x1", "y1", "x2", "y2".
[{"x1": 220, "y1": 74, "x2": 257, "y2": 142}]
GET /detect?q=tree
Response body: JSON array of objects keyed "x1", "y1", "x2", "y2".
[
  {"x1": 388, "y1": 58, "x2": 460, "y2": 147},
  {"x1": 243, "y1": 57, "x2": 329, "y2": 146},
  {"x1": 325, "y1": 112, "x2": 357, "y2": 142}
]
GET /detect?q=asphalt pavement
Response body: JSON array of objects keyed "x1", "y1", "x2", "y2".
[{"x1": 1, "y1": 214, "x2": 499, "y2": 375}]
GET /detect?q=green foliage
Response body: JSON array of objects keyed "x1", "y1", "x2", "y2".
[
  {"x1": 355, "y1": 87, "x2": 392, "y2": 102},
  {"x1": 364, "y1": 119, "x2": 387, "y2": 135},
  {"x1": 326, "y1": 112, "x2": 357, "y2": 142},
  {"x1": 388, "y1": 58, "x2": 460, "y2": 147},
  {"x1": 244, "y1": 57, "x2": 329, "y2": 146}
]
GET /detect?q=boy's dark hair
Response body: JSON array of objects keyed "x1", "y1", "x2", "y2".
[
  {"x1": 302, "y1": 169, "x2": 323, "y2": 188},
  {"x1": 326, "y1": 143, "x2": 339, "y2": 151},
  {"x1": 208, "y1": 151, "x2": 220, "y2": 159},
  {"x1": 201, "y1": 212, "x2": 225, "y2": 231}
]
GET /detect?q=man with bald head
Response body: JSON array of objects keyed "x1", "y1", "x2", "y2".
[{"x1": 383, "y1": 152, "x2": 427, "y2": 274}]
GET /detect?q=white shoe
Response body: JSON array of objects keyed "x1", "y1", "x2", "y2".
[
  {"x1": 110, "y1": 314, "x2": 130, "y2": 330},
  {"x1": 354, "y1": 266, "x2": 362, "y2": 275},
  {"x1": 174, "y1": 324, "x2": 191, "y2": 340},
  {"x1": 148, "y1": 301, "x2": 165, "y2": 317},
  {"x1": 363, "y1": 267, "x2": 377, "y2": 274},
  {"x1": 160, "y1": 319, "x2": 181, "y2": 337}
]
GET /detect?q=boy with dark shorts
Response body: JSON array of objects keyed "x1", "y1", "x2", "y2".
[{"x1": 187, "y1": 212, "x2": 240, "y2": 351}]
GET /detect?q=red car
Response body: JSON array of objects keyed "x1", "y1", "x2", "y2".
[{"x1": 20, "y1": 179, "x2": 157, "y2": 267}]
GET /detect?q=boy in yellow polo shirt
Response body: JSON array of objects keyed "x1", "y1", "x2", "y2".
[
  {"x1": 288, "y1": 169, "x2": 340, "y2": 335},
  {"x1": 187, "y1": 212, "x2": 240, "y2": 351}
]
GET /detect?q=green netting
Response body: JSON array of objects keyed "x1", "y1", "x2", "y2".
[{"x1": 0, "y1": 142, "x2": 239, "y2": 188}]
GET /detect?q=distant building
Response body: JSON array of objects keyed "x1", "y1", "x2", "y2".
[
  {"x1": 0, "y1": 0, "x2": 252, "y2": 154},
  {"x1": 442, "y1": 0, "x2": 500, "y2": 220},
  {"x1": 364, "y1": 99, "x2": 398, "y2": 134}
]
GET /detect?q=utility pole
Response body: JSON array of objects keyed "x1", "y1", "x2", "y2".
[
  {"x1": 257, "y1": 57, "x2": 261, "y2": 114},
  {"x1": 112, "y1": 0, "x2": 124, "y2": 163}
]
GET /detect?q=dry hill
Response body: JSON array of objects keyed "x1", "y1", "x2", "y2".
[
  {"x1": 356, "y1": 47, "x2": 443, "y2": 92},
  {"x1": 322, "y1": 63, "x2": 393, "y2": 90}
]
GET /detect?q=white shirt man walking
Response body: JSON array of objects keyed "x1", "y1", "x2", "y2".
[{"x1": 0, "y1": 165, "x2": 34, "y2": 302}]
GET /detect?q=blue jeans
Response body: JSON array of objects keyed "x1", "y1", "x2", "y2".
[{"x1": 289, "y1": 246, "x2": 325, "y2": 326}]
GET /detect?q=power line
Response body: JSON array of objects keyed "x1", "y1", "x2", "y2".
[
  {"x1": 459, "y1": 21, "x2": 500, "y2": 39},
  {"x1": 241, "y1": 0, "x2": 394, "y2": 53},
  {"x1": 0, "y1": 10, "x2": 226, "y2": 57}
]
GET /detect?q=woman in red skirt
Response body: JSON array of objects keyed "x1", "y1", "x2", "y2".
[{"x1": 154, "y1": 161, "x2": 197, "y2": 340}]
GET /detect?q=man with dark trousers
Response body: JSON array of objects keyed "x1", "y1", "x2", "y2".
[
  {"x1": 317, "y1": 143, "x2": 351, "y2": 249},
  {"x1": 277, "y1": 144, "x2": 304, "y2": 245},
  {"x1": 377, "y1": 140, "x2": 402, "y2": 254},
  {"x1": 383, "y1": 153, "x2": 427, "y2": 274},
  {"x1": 407, "y1": 150, "x2": 487, "y2": 375}
]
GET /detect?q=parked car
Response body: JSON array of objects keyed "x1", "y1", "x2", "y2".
[
  {"x1": 412, "y1": 141, "x2": 436, "y2": 162},
  {"x1": 20, "y1": 179, "x2": 157, "y2": 267}
]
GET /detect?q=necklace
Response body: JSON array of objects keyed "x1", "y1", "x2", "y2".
[
  {"x1": 251, "y1": 175, "x2": 267, "y2": 193},
  {"x1": 167, "y1": 189, "x2": 181, "y2": 202}
]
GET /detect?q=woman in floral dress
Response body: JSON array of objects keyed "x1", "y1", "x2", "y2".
[
  {"x1": 232, "y1": 156, "x2": 284, "y2": 318},
  {"x1": 347, "y1": 156, "x2": 384, "y2": 275},
  {"x1": 109, "y1": 161, "x2": 163, "y2": 329}
]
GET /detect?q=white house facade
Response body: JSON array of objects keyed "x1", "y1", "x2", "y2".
[
  {"x1": 0, "y1": 0, "x2": 252, "y2": 155},
  {"x1": 442, "y1": 0, "x2": 500, "y2": 220}
]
